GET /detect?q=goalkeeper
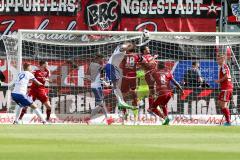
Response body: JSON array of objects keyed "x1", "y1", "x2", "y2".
[{"x1": 105, "y1": 43, "x2": 137, "y2": 110}]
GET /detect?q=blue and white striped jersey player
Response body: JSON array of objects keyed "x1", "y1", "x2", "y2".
[
  {"x1": 105, "y1": 43, "x2": 136, "y2": 110},
  {"x1": 11, "y1": 63, "x2": 47, "y2": 124}
]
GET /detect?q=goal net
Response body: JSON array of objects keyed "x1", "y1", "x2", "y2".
[{"x1": 2, "y1": 30, "x2": 240, "y2": 124}]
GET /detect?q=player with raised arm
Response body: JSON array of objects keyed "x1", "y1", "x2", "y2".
[
  {"x1": 149, "y1": 62, "x2": 184, "y2": 125},
  {"x1": 139, "y1": 45, "x2": 158, "y2": 109},
  {"x1": 87, "y1": 54, "x2": 113, "y2": 125},
  {"x1": 19, "y1": 60, "x2": 52, "y2": 122},
  {"x1": 12, "y1": 63, "x2": 47, "y2": 124},
  {"x1": 120, "y1": 45, "x2": 140, "y2": 118},
  {"x1": 214, "y1": 54, "x2": 233, "y2": 126},
  {"x1": 105, "y1": 43, "x2": 136, "y2": 110}
]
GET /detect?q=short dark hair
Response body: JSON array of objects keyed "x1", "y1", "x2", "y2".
[
  {"x1": 192, "y1": 61, "x2": 199, "y2": 66},
  {"x1": 158, "y1": 61, "x2": 165, "y2": 70},
  {"x1": 23, "y1": 63, "x2": 30, "y2": 70},
  {"x1": 39, "y1": 60, "x2": 47, "y2": 66},
  {"x1": 92, "y1": 54, "x2": 104, "y2": 63},
  {"x1": 140, "y1": 46, "x2": 147, "y2": 54},
  {"x1": 95, "y1": 54, "x2": 104, "y2": 59}
]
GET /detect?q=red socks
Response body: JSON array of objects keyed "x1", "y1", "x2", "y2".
[
  {"x1": 148, "y1": 96, "x2": 154, "y2": 108},
  {"x1": 19, "y1": 107, "x2": 27, "y2": 120},
  {"x1": 221, "y1": 108, "x2": 230, "y2": 123},
  {"x1": 46, "y1": 109, "x2": 51, "y2": 121},
  {"x1": 151, "y1": 108, "x2": 165, "y2": 119},
  {"x1": 122, "y1": 108, "x2": 127, "y2": 115},
  {"x1": 19, "y1": 107, "x2": 51, "y2": 121},
  {"x1": 162, "y1": 105, "x2": 168, "y2": 117}
]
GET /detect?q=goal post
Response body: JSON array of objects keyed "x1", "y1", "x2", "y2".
[{"x1": 2, "y1": 30, "x2": 240, "y2": 125}]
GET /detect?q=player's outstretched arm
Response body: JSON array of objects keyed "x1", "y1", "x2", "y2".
[{"x1": 172, "y1": 78, "x2": 184, "y2": 94}]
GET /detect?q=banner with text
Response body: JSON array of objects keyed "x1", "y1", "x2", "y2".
[
  {"x1": 0, "y1": 113, "x2": 240, "y2": 125},
  {"x1": 0, "y1": 0, "x2": 221, "y2": 39}
]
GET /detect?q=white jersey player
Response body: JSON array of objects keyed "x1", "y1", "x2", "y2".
[
  {"x1": 105, "y1": 43, "x2": 137, "y2": 110},
  {"x1": 11, "y1": 63, "x2": 47, "y2": 124},
  {"x1": 87, "y1": 54, "x2": 113, "y2": 125}
]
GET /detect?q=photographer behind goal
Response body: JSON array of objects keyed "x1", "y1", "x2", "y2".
[{"x1": 183, "y1": 61, "x2": 210, "y2": 88}]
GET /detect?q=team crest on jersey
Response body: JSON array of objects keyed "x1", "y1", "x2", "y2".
[
  {"x1": 84, "y1": 0, "x2": 120, "y2": 31},
  {"x1": 231, "y1": 3, "x2": 240, "y2": 21}
]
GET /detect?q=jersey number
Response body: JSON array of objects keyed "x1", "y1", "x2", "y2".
[
  {"x1": 160, "y1": 75, "x2": 166, "y2": 85},
  {"x1": 18, "y1": 74, "x2": 25, "y2": 81},
  {"x1": 126, "y1": 57, "x2": 135, "y2": 67}
]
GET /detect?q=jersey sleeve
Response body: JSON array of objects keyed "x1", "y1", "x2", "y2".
[
  {"x1": 28, "y1": 72, "x2": 36, "y2": 80},
  {"x1": 142, "y1": 55, "x2": 150, "y2": 63},
  {"x1": 221, "y1": 64, "x2": 228, "y2": 75},
  {"x1": 134, "y1": 54, "x2": 140, "y2": 62},
  {"x1": 47, "y1": 69, "x2": 51, "y2": 77},
  {"x1": 168, "y1": 72, "x2": 174, "y2": 80}
]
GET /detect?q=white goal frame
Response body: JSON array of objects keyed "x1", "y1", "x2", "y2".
[{"x1": 17, "y1": 29, "x2": 240, "y2": 72}]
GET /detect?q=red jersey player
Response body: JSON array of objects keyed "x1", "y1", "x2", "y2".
[
  {"x1": 120, "y1": 48, "x2": 140, "y2": 118},
  {"x1": 149, "y1": 62, "x2": 184, "y2": 125},
  {"x1": 214, "y1": 54, "x2": 233, "y2": 126},
  {"x1": 121, "y1": 51, "x2": 139, "y2": 106},
  {"x1": 139, "y1": 45, "x2": 158, "y2": 108},
  {"x1": 19, "y1": 60, "x2": 52, "y2": 122}
]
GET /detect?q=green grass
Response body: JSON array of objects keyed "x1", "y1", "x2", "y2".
[{"x1": 0, "y1": 125, "x2": 240, "y2": 160}]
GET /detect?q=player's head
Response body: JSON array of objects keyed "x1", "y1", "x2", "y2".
[
  {"x1": 123, "y1": 42, "x2": 135, "y2": 53},
  {"x1": 39, "y1": 60, "x2": 48, "y2": 69},
  {"x1": 23, "y1": 63, "x2": 31, "y2": 71},
  {"x1": 94, "y1": 54, "x2": 104, "y2": 64},
  {"x1": 216, "y1": 54, "x2": 226, "y2": 65},
  {"x1": 192, "y1": 61, "x2": 200, "y2": 69},
  {"x1": 157, "y1": 61, "x2": 165, "y2": 70},
  {"x1": 140, "y1": 46, "x2": 150, "y2": 55}
]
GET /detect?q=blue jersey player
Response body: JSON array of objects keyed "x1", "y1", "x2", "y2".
[
  {"x1": 11, "y1": 63, "x2": 47, "y2": 124},
  {"x1": 87, "y1": 54, "x2": 113, "y2": 125},
  {"x1": 105, "y1": 43, "x2": 137, "y2": 110}
]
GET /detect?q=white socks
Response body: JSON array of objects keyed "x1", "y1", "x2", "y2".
[
  {"x1": 91, "y1": 105, "x2": 108, "y2": 119},
  {"x1": 15, "y1": 106, "x2": 46, "y2": 123},
  {"x1": 15, "y1": 105, "x2": 22, "y2": 122},
  {"x1": 33, "y1": 108, "x2": 46, "y2": 122},
  {"x1": 114, "y1": 88, "x2": 125, "y2": 104}
]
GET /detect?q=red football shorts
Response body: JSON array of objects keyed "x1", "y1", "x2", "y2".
[
  {"x1": 218, "y1": 90, "x2": 233, "y2": 102},
  {"x1": 121, "y1": 77, "x2": 137, "y2": 93},
  {"x1": 151, "y1": 92, "x2": 173, "y2": 108},
  {"x1": 29, "y1": 89, "x2": 49, "y2": 103}
]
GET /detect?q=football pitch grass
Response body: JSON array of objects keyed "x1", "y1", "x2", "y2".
[{"x1": 0, "y1": 125, "x2": 240, "y2": 160}]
